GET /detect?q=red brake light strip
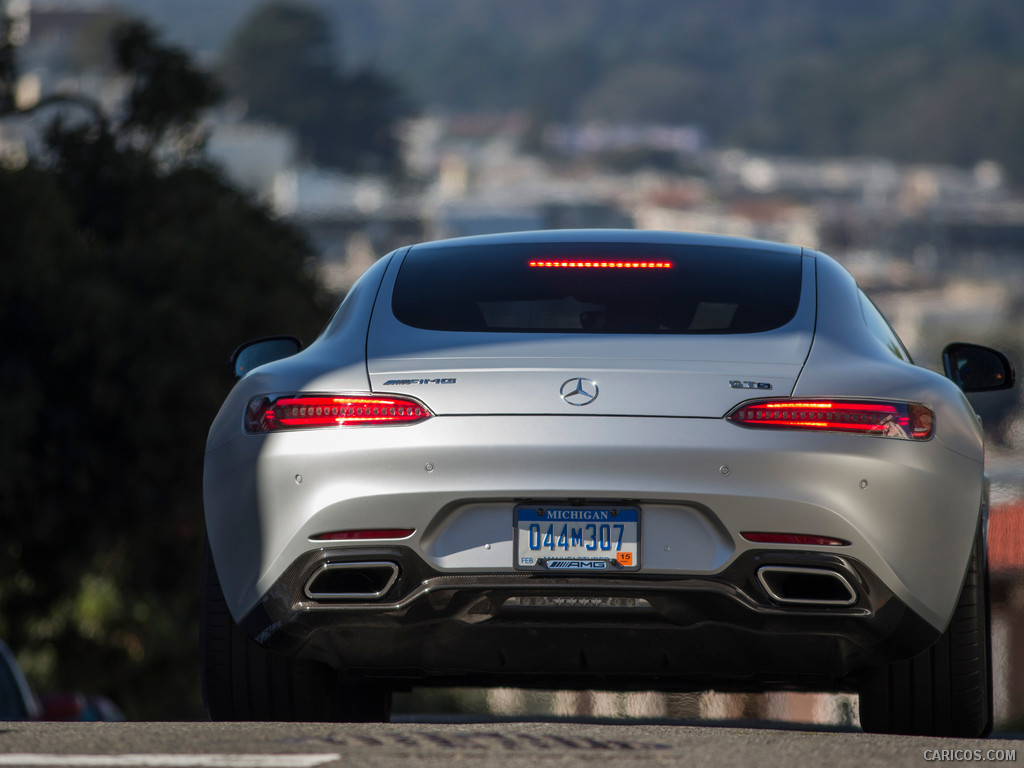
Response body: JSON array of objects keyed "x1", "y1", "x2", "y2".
[
  {"x1": 528, "y1": 260, "x2": 673, "y2": 269},
  {"x1": 246, "y1": 394, "x2": 432, "y2": 433},
  {"x1": 311, "y1": 529, "x2": 415, "y2": 541},
  {"x1": 741, "y1": 532, "x2": 849, "y2": 547},
  {"x1": 727, "y1": 399, "x2": 934, "y2": 440}
]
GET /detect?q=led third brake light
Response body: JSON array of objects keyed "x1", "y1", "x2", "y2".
[
  {"x1": 727, "y1": 399, "x2": 934, "y2": 440},
  {"x1": 245, "y1": 394, "x2": 432, "y2": 433},
  {"x1": 528, "y1": 259, "x2": 673, "y2": 269}
]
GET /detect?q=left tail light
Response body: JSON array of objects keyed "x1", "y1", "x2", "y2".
[
  {"x1": 726, "y1": 399, "x2": 934, "y2": 440},
  {"x1": 245, "y1": 394, "x2": 432, "y2": 433}
]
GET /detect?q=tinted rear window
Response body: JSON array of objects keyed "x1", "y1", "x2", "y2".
[{"x1": 393, "y1": 242, "x2": 802, "y2": 334}]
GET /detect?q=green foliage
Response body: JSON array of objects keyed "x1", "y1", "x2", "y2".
[
  {"x1": 102, "y1": 0, "x2": 1024, "y2": 179},
  {"x1": 319, "y1": 0, "x2": 1024, "y2": 181},
  {"x1": 0, "y1": 21, "x2": 327, "y2": 718},
  {"x1": 113, "y1": 21, "x2": 222, "y2": 152},
  {"x1": 219, "y1": 1, "x2": 413, "y2": 173}
]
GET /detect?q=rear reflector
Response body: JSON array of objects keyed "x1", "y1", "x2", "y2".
[
  {"x1": 245, "y1": 394, "x2": 431, "y2": 433},
  {"x1": 528, "y1": 260, "x2": 673, "y2": 269},
  {"x1": 726, "y1": 399, "x2": 934, "y2": 440},
  {"x1": 311, "y1": 529, "x2": 415, "y2": 541},
  {"x1": 741, "y1": 532, "x2": 849, "y2": 547}
]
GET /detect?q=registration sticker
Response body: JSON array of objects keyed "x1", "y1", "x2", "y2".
[{"x1": 513, "y1": 505, "x2": 641, "y2": 572}]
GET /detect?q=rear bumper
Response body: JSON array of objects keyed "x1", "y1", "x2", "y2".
[
  {"x1": 205, "y1": 415, "x2": 983, "y2": 634},
  {"x1": 239, "y1": 544, "x2": 940, "y2": 691}
]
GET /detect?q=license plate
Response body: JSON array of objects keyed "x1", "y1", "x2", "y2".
[{"x1": 513, "y1": 505, "x2": 641, "y2": 572}]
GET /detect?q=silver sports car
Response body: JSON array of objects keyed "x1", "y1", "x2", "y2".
[{"x1": 201, "y1": 229, "x2": 1013, "y2": 735}]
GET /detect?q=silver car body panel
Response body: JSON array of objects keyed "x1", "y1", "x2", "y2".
[{"x1": 203, "y1": 230, "x2": 985, "y2": 645}]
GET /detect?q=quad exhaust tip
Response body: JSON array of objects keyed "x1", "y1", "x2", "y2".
[
  {"x1": 756, "y1": 565, "x2": 857, "y2": 606},
  {"x1": 304, "y1": 562, "x2": 399, "y2": 601}
]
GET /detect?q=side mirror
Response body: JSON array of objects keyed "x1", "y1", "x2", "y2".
[
  {"x1": 230, "y1": 335, "x2": 302, "y2": 379},
  {"x1": 942, "y1": 343, "x2": 1015, "y2": 393}
]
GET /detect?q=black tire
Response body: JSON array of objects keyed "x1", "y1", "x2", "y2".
[
  {"x1": 200, "y1": 542, "x2": 391, "y2": 722},
  {"x1": 858, "y1": 527, "x2": 993, "y2": 737}
]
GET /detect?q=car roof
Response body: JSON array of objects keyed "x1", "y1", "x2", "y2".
[{"x1": 405, "y1": 228, "x2": 806, "y2": 255}]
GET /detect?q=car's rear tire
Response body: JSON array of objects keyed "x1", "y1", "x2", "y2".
[
  {"x1": 857, "y1": 526, "x2": 992, "y2": 737},
  {"x1": 200, "y1": 542, "x2": 391, "y2": 722}
]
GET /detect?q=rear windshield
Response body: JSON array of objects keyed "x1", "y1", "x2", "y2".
[{"x1": 392, "y1": 242, "x2": 802, "y2": 334}]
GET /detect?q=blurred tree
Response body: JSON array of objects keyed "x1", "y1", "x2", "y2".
[
  {"x1": 0, "y1": 6, "x2": 17, "y2": 113},
  {"x1": 219, "y1": 1, "x2": 414, "y2": 174},
  {"x1": 113, "y1": 21, "x2": 222, "y2": 154},
  {"x1": 318, "y1": 0, "x2": 1024, "y2": 182},
  {"x1": 69, "y1": 10, "x2": 132, "y2": 73},
  {"x1": 0, "y1": 20, "x2": 328, "y2": 718},
  {"x1": 576, "y1": 62, "x2": 704, "y2": 124}
]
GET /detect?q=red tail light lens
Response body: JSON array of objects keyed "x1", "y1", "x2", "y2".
[
  {"x1": 727, "y1": 399, "x2": 934, "y2": 440},
  {"x1": 741, "y1": 532, "x2": 849, "y2": 547},
  {"x1": 311, "y1": 529, "x2": 415, "y2": 541},
  {"x1": 245, "y1": 394, "x2": 432, "y2": 433}
]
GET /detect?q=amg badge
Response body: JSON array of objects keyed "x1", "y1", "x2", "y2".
[
  {"x1": 544, "y1": 560, "x2": 608, "y2": 570},
  {"x1": 383, "y1": 378, "x2": 456, "y2": 385}
]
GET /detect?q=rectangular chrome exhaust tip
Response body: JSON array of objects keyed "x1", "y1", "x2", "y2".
[
  {"x1": 756, "y1": 565, "x2": 857, "y2": 606},
  {"x1": 304, "y1": 561, "x2": 399, "y2": 601}
]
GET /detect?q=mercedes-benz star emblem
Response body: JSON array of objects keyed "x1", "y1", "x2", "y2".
[{"x1": 560, "y1": 377, "x2": 599, "y2": 406}]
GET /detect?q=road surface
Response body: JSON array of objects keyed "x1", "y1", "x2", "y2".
[{"x1": 0, "y1": 719, "x2": 1021, "y2": 767}]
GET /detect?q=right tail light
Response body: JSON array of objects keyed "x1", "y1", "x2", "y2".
[{"x1": 726, "y1": 399, "x2": 934, "y2": 440}]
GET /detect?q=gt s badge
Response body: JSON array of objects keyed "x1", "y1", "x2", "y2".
[{"x1": 730, "y1": 380, "x2": 772, "y2": 390}]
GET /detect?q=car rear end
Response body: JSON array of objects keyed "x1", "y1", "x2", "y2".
[{"x1": 204, "y1": 231, "x2": 983, "y2": 696}]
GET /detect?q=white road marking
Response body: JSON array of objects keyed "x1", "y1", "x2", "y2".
[{"x1": 0, "y1": 755, "x2": 339, "y2": 767}]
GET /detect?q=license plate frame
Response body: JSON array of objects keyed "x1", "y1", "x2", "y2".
[{"x1": 512, "y1": 504, "x2": 641, "y2": 572}]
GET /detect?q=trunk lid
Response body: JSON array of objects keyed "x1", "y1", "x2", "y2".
[{"x1": 366, "y1": 239, "x2": 815, "y2": 418}]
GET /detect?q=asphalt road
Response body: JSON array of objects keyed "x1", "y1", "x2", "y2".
[{"x1": 0, "y1": 720, "x2": 1021, "y2": 768}]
